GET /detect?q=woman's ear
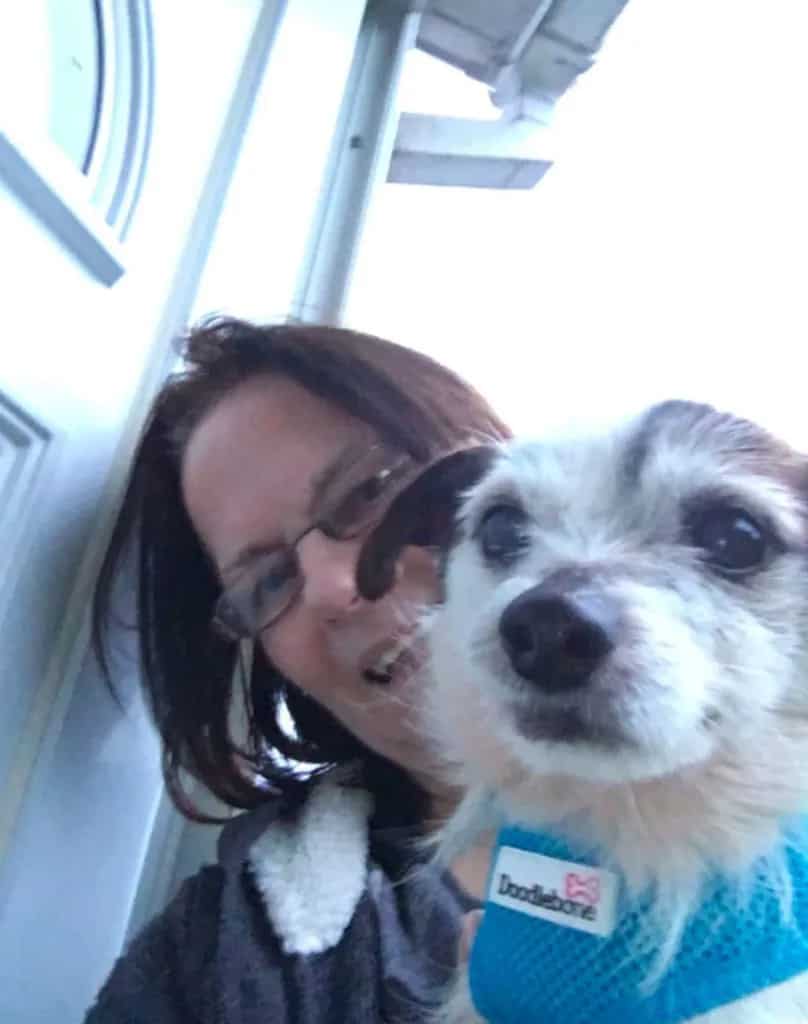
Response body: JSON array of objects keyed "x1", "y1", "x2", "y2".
[{"x1": 356, "y1": 446, "x2": 497, "y2": 601}]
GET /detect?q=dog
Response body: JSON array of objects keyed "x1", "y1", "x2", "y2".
[{"x1": 357, "y1": 400, "x2": 808, "y2": 1023}]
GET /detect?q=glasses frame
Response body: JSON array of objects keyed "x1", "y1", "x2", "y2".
[{"x1": 211, "y1": 446, "x2": 418, "y2": 641}]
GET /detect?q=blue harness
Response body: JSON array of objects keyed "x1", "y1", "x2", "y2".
[{"x1": 469, "y1": 824, "x2": 808, "y2": 1024}]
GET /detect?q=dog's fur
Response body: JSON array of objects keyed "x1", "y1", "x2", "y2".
[{"x1": 357, "y1": 401, "x2": 808, "y2": 1023}]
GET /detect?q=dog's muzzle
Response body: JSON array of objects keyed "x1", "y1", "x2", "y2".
[{"x1": 499, "y1": 581, "x2": 619, "y2": 694}]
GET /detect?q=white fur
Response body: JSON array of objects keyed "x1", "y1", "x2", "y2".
[
  {"x1": 249, "y1": 778, "x2": 373, "y2": 955},
  {"x1": 421, "y1": 404, "x2": 808, "y2": 1022}
]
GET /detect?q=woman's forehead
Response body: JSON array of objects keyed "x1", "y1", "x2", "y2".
[{"x1": 180, "y1": 376, "x2": 369, "y2": 569}]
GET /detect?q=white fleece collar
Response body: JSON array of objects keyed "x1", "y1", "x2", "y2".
[{"x1": 248, "y1": 778, "x2": 374, "y2": 955}]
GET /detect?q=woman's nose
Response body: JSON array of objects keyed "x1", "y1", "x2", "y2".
[{"x1": 296, "y1": 530, "x2": 364, "y2": 620}]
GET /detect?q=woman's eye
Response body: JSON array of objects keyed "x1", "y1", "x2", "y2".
[
  {"x1": 688, "y1": 504, "x2": 769, "y2": 576},
  {"x1": 478, "y1": 505, "x2": 529, "y2": 565},
  {"x1": 329, "y1": 468, "x2": 396, "y2": 531},
  {"x1": 254, "y1": 560, "x2": 296, "y2": 599},
  {"x1": 356, "y1": 472, "x2": 389, "y2": 504}
]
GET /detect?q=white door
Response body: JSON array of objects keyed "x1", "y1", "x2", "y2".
[{"x1": 0, "y1": 1, "x2": 370, "y2": 1020}]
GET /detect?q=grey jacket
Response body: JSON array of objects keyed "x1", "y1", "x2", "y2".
[{"x1": 84, "y1": 781, "x2": 474, "y2": 1023}]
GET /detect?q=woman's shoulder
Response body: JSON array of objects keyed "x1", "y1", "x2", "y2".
[
  {"x1": 86, "y1": 777, "x2": 468, "y2": 1023},
  {"x1": 85, "y1": 862, "x2": 226, "y2": 1023}
]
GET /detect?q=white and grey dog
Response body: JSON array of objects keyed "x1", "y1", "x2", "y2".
[{"x1": 357, "y1": 400, "x2": 808, "y2": 1023}]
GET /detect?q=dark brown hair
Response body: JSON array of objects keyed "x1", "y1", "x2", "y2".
[{"x1": 93, "y1": 316, "x2": 510, "y2": 824}]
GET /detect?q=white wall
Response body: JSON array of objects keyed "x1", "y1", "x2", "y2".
[
  {"x1": 348, "y1": 0, "x2": 808, "y2": 449},
  {"x1": 0, "y1": 5, "x2": 265, "y2": 1021}
]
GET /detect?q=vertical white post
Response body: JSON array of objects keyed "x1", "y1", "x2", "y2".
[{"x1": 293, "y1": 0, "x2": 424, "y2": 324}]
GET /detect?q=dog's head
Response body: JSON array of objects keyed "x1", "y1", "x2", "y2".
[{"x1": 358, "y1": 401, "x2": 808, "y2": 805}]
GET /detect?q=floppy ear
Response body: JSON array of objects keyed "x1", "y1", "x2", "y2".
[{"x1": 356, "y1": 446, "x2": 497, "y2": 601}]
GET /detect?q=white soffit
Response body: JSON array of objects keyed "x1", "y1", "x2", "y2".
[
  {"x1": 417, "y1": 0, "x2": 631, "y2": 119},
  {"x1": 388, "y1": 0, "x2": 630, "y2": 189}
]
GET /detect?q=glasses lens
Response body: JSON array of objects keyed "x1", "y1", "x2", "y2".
[
  {"x1": 213, "y1": 549, "x2": 300, "y2": 639},
  {"x1": 321, "y1": 447, "x2": 416, "y2": 539}
]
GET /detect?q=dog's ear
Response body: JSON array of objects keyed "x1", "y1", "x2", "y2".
[{"x1": 356, "y1": 446, "x2": 498, "y2": 601}]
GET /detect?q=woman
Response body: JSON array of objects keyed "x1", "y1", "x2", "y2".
[{"x1": 87, "y1": 316, "x2": 510, "y2": 1023}]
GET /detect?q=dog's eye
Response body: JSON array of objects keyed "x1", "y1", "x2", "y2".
[
  {"x1": 688, "y1": 505, "x2": 768, "y2": 576},
  {"x1": 478, "y1": 505, "x2": 529, "y2": 564}
]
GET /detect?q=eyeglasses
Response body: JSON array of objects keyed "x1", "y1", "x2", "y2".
[{"x1": 211, "y1": 444, "x2": 417, "y2": 641}]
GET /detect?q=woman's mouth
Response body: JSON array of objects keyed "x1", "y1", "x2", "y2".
[{"x1": 361, "y1": 636, "x2": 417, "y2": 686}]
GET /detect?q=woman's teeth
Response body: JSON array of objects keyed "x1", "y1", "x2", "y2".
[{"x1": 363, "y1": 640, "x2": 409, "y2": 686}]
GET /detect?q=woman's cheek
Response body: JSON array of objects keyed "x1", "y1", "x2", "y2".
[
  {"x1": 397, "y1": 546, "x2": 441, "y2": 605},
  {"x1": 261, "y1": 624, "x2": 327, "y2": 697},
  {"x1": 260, "y1": 629, "x2": 298, "y2": 684}
]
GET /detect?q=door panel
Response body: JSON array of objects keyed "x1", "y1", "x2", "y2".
[
  {"x1": 0, "y1": 2, "x2": 267, "y2": 1020},
  {"x1": 0, "y1": 1, "x2": 375, "y2": 1018}
]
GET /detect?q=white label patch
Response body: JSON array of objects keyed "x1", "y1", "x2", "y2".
[{"x1": 488, "y1": 845, "x2": 618, "y2": 938}]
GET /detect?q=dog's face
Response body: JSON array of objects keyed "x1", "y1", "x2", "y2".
[{"x1": 358, "y1": 402, "x2": 808, "y2": 793}]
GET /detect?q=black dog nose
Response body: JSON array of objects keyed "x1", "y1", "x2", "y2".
[{"x1": 499, "y1": 588, "x2": 617, "y2": 693}]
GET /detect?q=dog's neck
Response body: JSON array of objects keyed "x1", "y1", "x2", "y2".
[
  {"x1": 448, "y1": 715, "x2": 808, "y2": 902},
  {"x1": 506, "y1": 778, "x2": 796, "y2": 902}
]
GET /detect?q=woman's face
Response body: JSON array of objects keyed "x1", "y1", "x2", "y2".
[{"x1": 181, "y1": 374, "x2": 441, "y2": 780}]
